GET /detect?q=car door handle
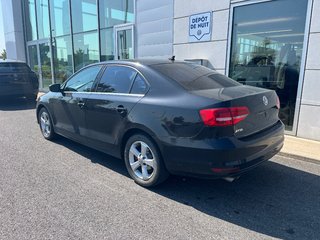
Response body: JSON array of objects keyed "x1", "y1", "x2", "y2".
[
  {"x1": 77, "y1": 101, "x2": 85, "y2": 109},
  {"x1": 116, "y1": 105, "x2": 127, "y2": 114}
]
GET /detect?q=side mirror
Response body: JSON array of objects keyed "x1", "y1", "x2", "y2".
[{"x1": 49, "y1": 83, "x2": 62, "y2": 93}]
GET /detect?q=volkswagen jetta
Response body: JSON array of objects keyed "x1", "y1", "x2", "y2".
[{"x1": 36, "y1": 59, "x2": 284, "y2": 187}]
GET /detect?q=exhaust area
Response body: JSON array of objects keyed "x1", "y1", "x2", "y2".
[{"x1": 223, "y1": 176, "x2": 239, "y2": 182}]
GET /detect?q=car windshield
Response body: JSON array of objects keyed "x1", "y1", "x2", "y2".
[
  {"x1": 150, "y1": 63, "x2": 241, "y2": 91},
  {"x1": 0, "y1": 63, "x2": 31, "y2": 73}
]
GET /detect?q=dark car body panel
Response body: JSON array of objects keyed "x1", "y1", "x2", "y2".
[
  {"x1": 0, "y1": 61, "x2": 38, "y2": 98},
  {"x1": 37, "y1": 60, "x2": 284, "y2": 179}
]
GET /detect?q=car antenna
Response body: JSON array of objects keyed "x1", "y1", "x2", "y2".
[{"x1": 168, "y1": 56, "x2": 175, "y2": 61}]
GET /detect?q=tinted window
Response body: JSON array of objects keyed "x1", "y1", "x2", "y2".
[
  {"x1": 96, "y1": 66, "x2": 136, "y2": 93},
  {"x1": 151, "y1": 63, "x2": 240, "y2": 91},
  {"x1": 0, "y1": 63, "x2": 31, "y2": 73},
  {"x1": 130, "y1": 74, "x2": 147, "y2": 94},
  {"x1": 64, "y1": 65, "x2": 101, "y2": 92}
]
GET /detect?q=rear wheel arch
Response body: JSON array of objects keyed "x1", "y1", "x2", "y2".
[
  {"x1": 120, "y1": 128, "x2": 162, "y2": 161},
  {"x1": 122, "y1": 131, "x2": 169, "y2": 187}
]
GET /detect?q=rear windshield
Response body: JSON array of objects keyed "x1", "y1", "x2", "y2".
[
  {"x1": 150, "y1": 63, "x2": 241, "y2": 91},
  {"x1": 0, "y1": 63, "x2": 31, "y2": 73}
]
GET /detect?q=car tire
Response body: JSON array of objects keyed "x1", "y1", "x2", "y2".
[
  {"x1": 124, "y1": 134, "x2": 169, "y2": 187},
  {"x1": 38, "y1": 108, "x2": 56, "y2": 140}
]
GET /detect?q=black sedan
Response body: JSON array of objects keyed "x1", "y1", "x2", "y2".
[
  {"x1": 36, "y1": 59, "x2": 284, "y2": 187},
  {"x1": 0, "y1": 60, "x2": 39, "y2": 100}
]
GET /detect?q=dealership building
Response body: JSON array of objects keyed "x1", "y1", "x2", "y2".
[{"x1": 1, "y1": 0, "x2": 320, "y2": 141}]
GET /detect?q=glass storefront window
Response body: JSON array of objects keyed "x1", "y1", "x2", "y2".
[
  {"x1": 50, "y1": 0, "x2": 71, "y2": 37},
  {"x1": 100, "y1": 28, "x2": 114, "y2": 61},
  {"x1": 52, "y1": 36, "x2": 73, "y2": 83},
  {"x1": 36, "y1": 0, "x2": 50, "y2": 39},
  {"x1": 26, "y1": 0, "x2": 37, "y2": 40},
  {"x1": 116, "y1": 28, "x2": 133, "y2": 60},
  {"x1": 71, "y1": 0, "x2": 98, "y2": 34},
  {"x1": 99, "y1": 0, "x2": 134, "y2": 28},
  {"x1": 229, "y1": 0, "x2": 308, "y2": 131},
  {"x1": 28, "y1": 45, "x2": 39, "y2": 75},
  {"x1": 39, "y1": 42, "x2": 52, "y2": 89},
  {"x1": 73, "y1": 31, "x2": 99, "y2": 72}
]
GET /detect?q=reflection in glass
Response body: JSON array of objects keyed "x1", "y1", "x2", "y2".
[
  {"x1": 25, "y1": 0, "x2": 37, "y2": 40},
  {"x1": 100, "y1": 28, "x2": 114, "y2": 61},
  {"x1": 73, "y1": 31, "x2": 99, "y2": 71},
  {"x1": 50, "y1": 0, "x2": 71, "y2": 37},
  {"x1": 39, "y1": 42, "x2": 53, "y2": 89},
  {"x1": 97, "y1": 66, "x2": 136, "y2": 93},
  {"x1": 71, "y1": 0, "x2": 98, "y2": 33},
  {"x1": 64, "y1": 66, "x2": 102, "y2": 92},
  {"x1": 229, "y1": 0, "x2": 308, "y2": 130},
  {"x1": 28, "y1": 45, "x2": 39, "y2": 75},
  {"x1": 99, "y1": 0, "x2": 134, "y2": 28},
  {"x1": 52, "y1": 36, "x2": 73, "y2": 83},
  {"x1": 36, "y1": 0, "x2": 50, "y2": 39},
  {"x1": 117, "y1": 29, "x2": 133, "y2": 60}
]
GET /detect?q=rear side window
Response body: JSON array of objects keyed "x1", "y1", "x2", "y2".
[
  {"x1": 0, "y1": 63, "x2": 31, "y2": 73},
  {"x1": 64, "y1": 65, "x2": 102, "y2": 92},
  {"x1": 96, "y1": 66, "x2": 137, "y2": 93},
  {"x1": 130, "y1": 74, "x2": 147, "y2": 94},
  {"x1": 150, "y1": 63, "x2": 241, "y2": 91}
]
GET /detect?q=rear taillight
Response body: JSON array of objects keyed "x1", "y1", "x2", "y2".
[
  {"x1": 276, "y1": 95, "x2": 280, "y2": 109},
  {"x1": 199, "y1": 107, "x2": 249, "y2": 127}
]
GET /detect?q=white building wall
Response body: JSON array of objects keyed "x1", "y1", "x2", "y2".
[
  {"x1": 297, "y1": 0, "x2": 320, "y2": 141},
  {"x1": 135, "y1": 0, "x2": 173, "y2": 58},
  {"x1": 1, "y1": 0, "x2": 26, "y2": 61},
  {"x1": 173, "y1": 0, "x2": 230, "y2": 72}
]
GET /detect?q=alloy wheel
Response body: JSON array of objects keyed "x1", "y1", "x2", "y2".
[
  {"x1": 128, "y1": 141, "x2": 157, "y2": 181},
  {"x1": 40, "y1": 111, "x2": 51, "y2": 138}
]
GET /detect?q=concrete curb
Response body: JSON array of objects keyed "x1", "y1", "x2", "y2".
[{"x1": 278, "y1": 152, "x2": 320, "y2": 165}]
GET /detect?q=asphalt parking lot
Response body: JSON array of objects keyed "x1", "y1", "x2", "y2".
[{"x1": 0, "y1": 98, "x2": 319, "y2": 240}]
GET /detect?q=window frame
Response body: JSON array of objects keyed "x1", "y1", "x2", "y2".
[{"x1": 61, "y1": 64, "x2": 104, "y2": 92}]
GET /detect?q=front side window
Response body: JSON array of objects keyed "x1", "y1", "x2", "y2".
[
  {"x1": 96, "y1": 66, "x2": 137, "y2": 93},
  {"x1": 229, "y1": 0, "x2": 308, "y2": 130},
  {"x1": 64, "y1": 65, "x2": 102, "y2": 92}
]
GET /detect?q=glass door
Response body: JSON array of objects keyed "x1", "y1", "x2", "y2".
[
  {"x1": 39, "y1": 42, "x2": 53, "y2": 89},
  {"x1": 27, "y1": 40, "x2": 54, "y2": 90},
  {"x1": 114, "y1": 24, "x2": 134, "y2": 60}
]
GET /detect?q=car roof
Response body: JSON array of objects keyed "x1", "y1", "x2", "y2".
[{"x1": 97, "y1": 59, "x2": 188, "y2": 67}]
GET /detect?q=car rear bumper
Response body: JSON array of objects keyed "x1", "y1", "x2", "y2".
[{"x1": 160, "y1": 120, "x2": 284, "y2": 178}]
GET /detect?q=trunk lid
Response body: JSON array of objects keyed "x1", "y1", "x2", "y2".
[{"x1": 193, "y1": 85, "x2": 280, "y2": 138}]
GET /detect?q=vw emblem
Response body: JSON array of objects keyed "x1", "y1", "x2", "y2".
[{"x1": 262, "y1": 96, "x2": 268, "y2": 106}]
